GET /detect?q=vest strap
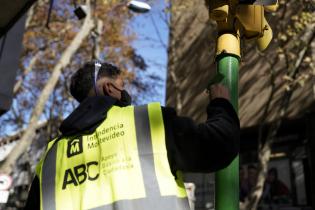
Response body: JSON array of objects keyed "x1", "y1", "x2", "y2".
[
  {"x1": 41, "y1": 141, "x2": 58, "y2": 210},
  {"x1": 134, "y1": 105, "x2": 160, "y2": 197}
]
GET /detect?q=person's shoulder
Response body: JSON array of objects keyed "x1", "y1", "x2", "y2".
[{"x1": 134, "y1": 103, "x2": 177, "y2": 117}]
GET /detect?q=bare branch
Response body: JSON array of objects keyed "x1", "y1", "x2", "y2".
[
  {"x1": 243, "y1": 23, "x2": 315, "y2": 210},
  {"x1": 0, "y1": 2, "x2": 95, "y2": 175},
  {"x1": 14, "y1": 51, "x2": 42, "y2": 95},
  {"x1": 92, "y1": 19, "x2": 104, "y2": 59},
  {"x1": 149, "y1": 14, "x2": 168, "y2": 49}
]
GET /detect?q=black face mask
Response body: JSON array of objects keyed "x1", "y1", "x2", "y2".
[
  {"x1": 119, "y1": 89, "x2": 132, "y2": 106},
  {"x1": 111, "y1": 83, "x2": 132, "y2": 106}
]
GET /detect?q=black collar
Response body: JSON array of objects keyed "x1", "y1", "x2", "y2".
[{"x1": 59, "y1": 96, "x2": 117, "y2": 136}]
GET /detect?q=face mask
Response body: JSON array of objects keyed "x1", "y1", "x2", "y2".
[
  {"x1": 119, "y1": 89, "x2": 132, "y2": 106},
  {"x1": 111, "y1": 83, "x2": 132, "y2": 106}
]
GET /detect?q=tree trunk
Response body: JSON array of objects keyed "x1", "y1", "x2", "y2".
[
  {"x1": 0, "y1": 3, "x2": 94, "y2": 175},
  {"x1": 243, "y1": 24, "x2": 315, "y2": 210}
]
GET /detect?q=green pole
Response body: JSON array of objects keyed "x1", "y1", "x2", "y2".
[{"x1": 215, "y1": 55, "x2": 239, "y2": 210}]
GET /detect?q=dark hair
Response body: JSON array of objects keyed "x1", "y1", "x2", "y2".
[{"x1": 70, "y1": 62, "x2": 121, "y2": 102}]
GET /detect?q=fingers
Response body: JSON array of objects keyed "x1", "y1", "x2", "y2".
[{"x1": 209, "y1": 84, "x2": 230, "y2": 101}]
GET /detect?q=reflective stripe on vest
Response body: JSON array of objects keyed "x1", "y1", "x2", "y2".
[{"x1": 37, "y1": 103, "x2": 189, "y2": 210}]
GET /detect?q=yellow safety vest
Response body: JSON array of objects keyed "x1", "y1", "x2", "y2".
[{"x1": 36, "y1": 103, "x2": 189, "y2": 210}]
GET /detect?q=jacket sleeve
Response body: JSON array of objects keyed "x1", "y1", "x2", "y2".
[
  {"x1": 163, "y1": 98, "x2": 240, "y2": 173},
  {"x1": 24, "y1": 176, "x2": 40, "y2": 210}
]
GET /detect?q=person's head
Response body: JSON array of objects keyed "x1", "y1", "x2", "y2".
[
  {"x1": 70, "y1": 61, "x2": 131, "y2": 105},
  {"x1": 267, "y1": 167, "x2": 278, "y2": 183}
]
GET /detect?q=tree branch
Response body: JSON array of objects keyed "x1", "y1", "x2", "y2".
[
  {"x1": 243, "y1": 23, "x2": 315, "y2": 210},
  {"x1": 0, "y1": 2, "x2": 94, "y2": 175},
  {"x1": 14, "y1": 51, "x2": 42, "y2": 95}
]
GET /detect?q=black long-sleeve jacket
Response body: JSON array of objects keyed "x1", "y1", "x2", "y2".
[{"x1": 24, "y1": 96, "x2": 240, "y2": 209}]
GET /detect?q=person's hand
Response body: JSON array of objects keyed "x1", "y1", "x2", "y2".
[{"x1": 209, "y1": 84, "x2": 230, "y2": 101}]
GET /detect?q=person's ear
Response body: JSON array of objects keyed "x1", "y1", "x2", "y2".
[{"x1": 102, "y1": 81, "x2": 112, "y2": 96}]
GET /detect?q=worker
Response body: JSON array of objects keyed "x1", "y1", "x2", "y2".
[{"x1": 25, "y1": 61, "x2": 240, "y2": 210}]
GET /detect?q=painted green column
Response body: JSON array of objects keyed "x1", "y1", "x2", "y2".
[{"x1": 215, "y1": 55, "x2": 239, "y2": 210}]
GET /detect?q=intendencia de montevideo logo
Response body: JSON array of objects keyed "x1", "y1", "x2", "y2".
[{"x1": 67, "y1": 136, "x2": 83, "y2": 158}]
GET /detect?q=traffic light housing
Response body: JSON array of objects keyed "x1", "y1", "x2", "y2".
[{"x1": 208, "y1": 0, "x2": 278, "y2": 53}]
